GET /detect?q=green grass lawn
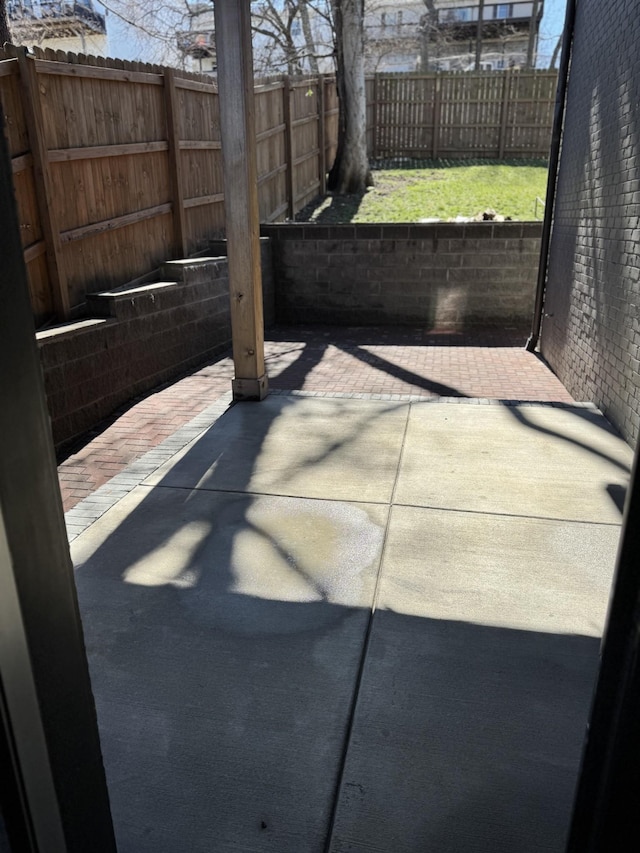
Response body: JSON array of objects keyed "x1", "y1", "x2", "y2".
[{"x1": 298, "y1": 160, "x2": 549, "y2": 223}]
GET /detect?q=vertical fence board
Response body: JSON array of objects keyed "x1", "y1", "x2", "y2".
[
  {"x1": 432, "y1": 75, "x2": 440, "y2": 159},
  {"x1": 15, "y1": 48, "x2": 69, "y2": 319},
  {"x1": 255, "y1": 80, "x2": 288, "y2": 223},
  {"x1": 499, "y1": 68, "x2": 511, "y2": 158},
  {"x1": 282, "y1": 76, "x2": 295, "y2": 219},
  {"x1": 365, "y1": 75, "x2": 375, "y2": 156},
  {"x1": 164, "y1": 69, "x2": 187, "y2": 257},
  {"x1": 318, "y1": 74, "x2": 327, "y2": 195},
  {"x1": 289, "y1": 78, "x2": 321, "y2": 214},
  {"x1": 0, "y1": 56, "x2": 54, "y2": 325}
]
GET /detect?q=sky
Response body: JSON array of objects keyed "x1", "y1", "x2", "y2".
[
  {"x1": 93, "y1": 0, "x2": 569, "y2": 70},
  {"x1": 95, "y1": 1, "x2": 186, "y2": 67},
  {"x1": 537, "y1": 0, "x2": 567, "y2": 67}
]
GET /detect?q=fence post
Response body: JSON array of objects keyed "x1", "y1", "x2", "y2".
[
  {"x1": 318, "y1": 74, "x2": 326, "y2": 195},
  {"x1": 371, "y1": 73, "x2": 379, "y2": 161},
  {"x1": 282, "y1": 75, "x2": 295, "y2": 219},
  {"x1": 14, "y1": 47, "x2": 70, "y2": 320},
  {"x1": 432, "y1": 73, "x2": 441, "y2": 160},
  {"x1": 163, "y1": 67, "x2": 188, "y2": 258},
  {"x1": 498, "y1": 68, "x2": 512, "y2": 159}
]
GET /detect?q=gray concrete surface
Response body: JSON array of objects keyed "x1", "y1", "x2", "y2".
[
  {"x1": 71, "y1": 397, "x2": 634, "y2": 852},
  {"x1": 143, "y1": 396, "x2": 409, "y2": 503},
  {"x1": 394, "y1": 403, "x2": 631, "y2": 523}
]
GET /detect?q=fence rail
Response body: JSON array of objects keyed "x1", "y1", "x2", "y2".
[
  {"x1": 0, "y1": 46, "x2": 553, "y2": 327},
  {"x1": 366, "y1": 70, "x2": 557, "y2": 160},
  {"x1": 0, "y1": 46, "x2": 338, "y2": 326}
]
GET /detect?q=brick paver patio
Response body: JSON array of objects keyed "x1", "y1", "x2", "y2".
[{"x1": 57, "y1": 325, "x2": 575, "y2": 512}]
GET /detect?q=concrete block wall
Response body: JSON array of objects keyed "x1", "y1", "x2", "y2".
[
  {"x1": 38, "y1": 240, "x2": 275, "y2": 450},
  {"x1": 262, "y1": 222, "x2": 541, "y2": 328},
  {"x1": 541, "y1": 0, "x2": 640, "y2": 445},
  {"x1": 38, "y1": 259, "x2": 231, "y2": 450}
]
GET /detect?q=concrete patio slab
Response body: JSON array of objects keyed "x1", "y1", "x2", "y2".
[
  {"x1": 327, "y1": 506, "x2": 622, "y2": 852},
  {"x1": 73, "y1": 484, "x2": 387, "y2": 853},
  {"x1": 395, "y1": 402, "x2": 632, "y2": 522},
  {"x1": 328, "y1": 612, "x2": 601, "y2": 853},
  {"x1": 143, "y1": 395, "x2": 409, "y2": 503},
  {"x1": 378, "y1": 506, "x2": 621, "y2": 635},
  {"x1": 68, "y1": 395, "x2": 632, "y2": 852}
]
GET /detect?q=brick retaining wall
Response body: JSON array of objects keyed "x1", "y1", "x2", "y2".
[
  {"x1": 262, "y1": 222, "x2": 541, "y2": 328},
  {"x1": 39, "y1": 220, "x2": 543, "y2": 450},
  {"x1": 39, "y1": 241, "x2": 274, "y2": 450}
]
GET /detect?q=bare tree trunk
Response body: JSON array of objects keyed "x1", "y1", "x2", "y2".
[
  {"x1": 327, "y1": 0, "x2": 371, "y2": 193},
  {"x1": 286, "y1": 52, "x2": 295, "y2": 75},
  {"x1": 0, "y1": 0, "x2": 11, "y2": 47},
  {"x1": 300, "y1": 1, "x2": 319, "y2": 74},
  {"x1": 285, "y1": 27, "x2": 298, "y2": 75},
  {"x1": 420, "y1": 0, "x2": 437, "y2": 71},
  {"x1": 549, "y1": 31, "x2": 562, "y2": 70},
  {"x1": 526, "y1": 0, "x2": 540, "y2": 68},
  {"x1": 475, "y1": 0, "x2": 485, "y2": 71}
]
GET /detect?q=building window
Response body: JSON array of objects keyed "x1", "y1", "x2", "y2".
[
  {"x1": 454, "y1": 7, "x2": 473, "y2": 22},
  {"x1": 495, "y1": 4, "x2": 512, "y2": 18}
]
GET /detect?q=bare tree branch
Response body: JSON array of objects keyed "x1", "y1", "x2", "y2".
[
  {"x1": 251, "y1": 0, "x2": 333, "y2": 75},
  {"x1": 0, "y1": 0, "x2": 11, "y2": 46},
  {"x1": 549, "y1": 32, "x2": 562, "y2": 70}
]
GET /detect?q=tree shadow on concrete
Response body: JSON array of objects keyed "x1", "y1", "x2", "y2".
[
  {"x1": 74, "y1": 491, "x2": 604, "y2": 853},
  {"x1": 606, "y1": 483, "x2": 627, "y2": 515},
  {"x1": 72, "y1": 391, "x2": 405, "y2": 852},
  {"x1": 69, "y1": 331, "x2": 626, "y2": 852},
  {"x1": 505, "y1": 403, "x2": 632, "y2": 475}
]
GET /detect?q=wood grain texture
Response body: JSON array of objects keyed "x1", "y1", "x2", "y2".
[
  {"x1": 164, "y1": 68, "x2": 187, "y2": 257},
  {"x1": 215, "y1": 0, "x2": 267, "y2": 395},
  {"x1": 15, "y1": 48, "x2": 69, "y2": 319},
  {"x1": 1, "y1": 46, "x2": 338, "y2": 321}
]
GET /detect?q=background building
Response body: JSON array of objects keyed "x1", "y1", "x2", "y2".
[
  {"x1": 7, "y1": 0, "x2": 107, "y2": 55},
  {"x1": 4, "y1": 1, "x2": 556, "y2": 74},
  {"x1": 365, "y1": 1, "x2": 545, "y2": 73},
  {"x1": 176, "y1": 2, "x2": 216, "y2": 73}
]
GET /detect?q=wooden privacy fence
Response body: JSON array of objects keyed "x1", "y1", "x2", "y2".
[
  {"x1": 1, "y1": 46, "x2": 554, "y2": 328},
  {"x1": 0, "y1": 45, "x2": 338, "y2": 326},
  {"x1": 366, "y1": 70, "x2": 557, "y2": 160},
  {"x1": 255, "y1": 75, "x2": 338, "y2": 223}
]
